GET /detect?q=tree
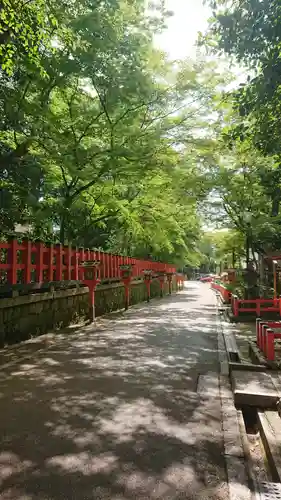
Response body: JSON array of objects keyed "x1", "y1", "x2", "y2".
[
  {"x1": 205, "y1": 0, "x2": 281, "y2": 216},
  {"x1": 198, "y1": 229, "x2": 245, "y2": 271},
  {"x1": 0, "y1": 0, "x2": 58, "y2": 74},
  {"x1": 0, "y1": 0, "x2": 222, "y2": 268}
]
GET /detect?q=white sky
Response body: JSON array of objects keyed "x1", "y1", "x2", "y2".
[
  {"x1": 155, "y1": 0, "x2": 211, "y2": 60},
  {"x1": 155, "y1": 0, "x2": 247, "y2": 88}
]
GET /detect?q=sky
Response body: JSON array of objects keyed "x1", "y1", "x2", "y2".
[
  {"x1": 155, "y1": 0, "x2": 211, "y2": 60},
  {"x1": 155, "y1": 0, "x2": 247, "y2": 90}
]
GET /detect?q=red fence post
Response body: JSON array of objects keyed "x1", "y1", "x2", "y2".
[
  {"x1": 107, "y1": 253, "x2": 111, "y2": 279},
  {"x1": 23, "y1": 239, "x2": 32, "y2": 284},
  {"x1": 78, "y1": 248, "x2": 84, "y2": 280},
  {"x1": 111, "y1": 255, "x2": 116, "y2": 279},
  {"x1": 266, "y1": 329, "x2": 275, "y2": 361},
  {"x1": 48, "y1": 244, "x2": 54, "y2": 282},
  {"x1": 99, "y1": 252, "x2": 104, "y2": 280},
  {"x1": 73, "y1": 247, "x2": 79, "y2": 280},
  {"x1": 55, "y1": 244, "x2": 63, "y2": 281},
  {"x1": 35, "y1": 241, "x2": 44, "y2": 283},
  {"x1": 8, "y1": 238, "x2": 17, "y2": 285},
  {"x1": 65, "y1": 245, "x2": 72, "y2": 280},
  {"x1": 117, "y1": 255, "x2": 121, "y2": 278},
  {"x1": 104, "y1": 253, "x2": 109, "y2": 279}
]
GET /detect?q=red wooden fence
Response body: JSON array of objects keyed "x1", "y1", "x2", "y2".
[
  {"x1": 211, "y1": 281, "x2": 231, "y2": 303},
  {"x1": 231, "y1": 295, "x2": 281, "y2": 317},
  {"x1": 0, "y1": 239, "x2": 176, "y2": 286}
]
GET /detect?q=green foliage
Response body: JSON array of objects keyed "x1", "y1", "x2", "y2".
[
  {"x1": 200, "y1": 1, "x2": 281, "y2": 256},
  {"x1": 205, "y1": 0, "x2": 281, "y2": 222},
  {"x1": 0, "y1": 0, "x2": 223, "y2": 266},
  {"x1": 0, "y1": 0, "x2": 57, "y2": 74},
  {"x1": 197, "y1": 228, "x2": 245, "y2": 272}
]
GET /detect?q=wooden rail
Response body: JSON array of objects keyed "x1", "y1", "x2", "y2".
[
  {"x1": 0, "y1": 239, "x2": 176, "y2": 286},
  {"x1": 211, "y1": 281, "x2": 232, "y2": 303},
  {"x1": 231, "y1": 295, "x2": 280, "y2": 317}
]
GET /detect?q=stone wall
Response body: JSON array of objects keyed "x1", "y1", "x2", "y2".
[
  {"x1": 0, "y1": 276, "x2": 179, "y2": 347},
  {"x1": 94, "y1": 277, "x2": 177, "y2": 316},
  {"x1": 0, "y1": 286, "x2": 89, "y2": 347}
]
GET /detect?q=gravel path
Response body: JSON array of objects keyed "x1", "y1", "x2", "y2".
[{"x1": 0, "y1": 282, "x2": 229, "y2": 499}]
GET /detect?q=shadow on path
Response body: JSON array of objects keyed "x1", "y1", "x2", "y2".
[{"x1": 0, "y1": 282, "x2": 228, "y2": 499}]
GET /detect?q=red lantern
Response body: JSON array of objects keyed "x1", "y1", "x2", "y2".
[
  {"x1": 120, "y1": 264, "x2": 134, "y2": 310},
  {"x1": 80, "y1": 260, "x2": 100, "y2": 321},
  {"x1": 157, "y1": 271, "x2": 166, "y2": 298},
  {"x1": 166, "y1": 272, "x2": 174, "y2": 295},
  {"x1": 142, "y1": 269, "x2": 153, "y2": 302}
]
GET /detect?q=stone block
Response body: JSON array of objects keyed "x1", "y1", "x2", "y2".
[
  {"x1": 232, "y1": 370, "x2": 279, "y2": 408},
  {"x1": 225, "y1": 456, "x2": 251, "y2": 500}
]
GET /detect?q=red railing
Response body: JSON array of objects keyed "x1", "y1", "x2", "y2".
[
  {"x1": 0, "y1": 239, "x2": 176, "y2": 286},
  {"x1": 256, "y1": 319, "x2": 281, "y2": 360},
  {"x1": 211, "y1": 281, "x2": 232, "y2": 303},
  {"x1": 231, "y1": 295, "x2": 281, "y2": 317}
]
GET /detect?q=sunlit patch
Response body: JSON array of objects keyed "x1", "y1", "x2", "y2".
[
  {"x1": 0, "y1": 452, "x2": 34, "y2": 483},
  {"x1": 116, "y1": 470, "x2": 172, "y2": 498},
  {"x1": 40, "y1": 357, "x2": 61, "y2": 366},
  {"x1": 143, "y1": 359, "x2": 168, "y2": 368},
  {"x1": 11, "y1": 364, "x2": 37, "y2": 376},
  {"x1": 98, "y1": 398, "x2": 196, "y2": 445},
  {"x1": 46, "y1": 451, "x2": 118, "y2": 475},
  {"x1": 163, "y1": 462, "x2": 199, "y2": 488}
]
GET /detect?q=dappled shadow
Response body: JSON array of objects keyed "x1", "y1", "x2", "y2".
[{"x1": 0, "y1": 283, "x2": 228, "y2": 499}]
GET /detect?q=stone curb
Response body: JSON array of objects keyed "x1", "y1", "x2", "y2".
[{"x1": 216, "y1": 302, "x2": 253, "y2": 500}]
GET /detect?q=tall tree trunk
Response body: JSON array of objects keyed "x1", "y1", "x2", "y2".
[
  {"x1": 59, "y1": 212, "x2": 66, "y2": 245},
  {"x1": 271, "y1": 187, "x2": 281, "y2": 216}
]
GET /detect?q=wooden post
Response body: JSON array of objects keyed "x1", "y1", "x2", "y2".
[
  {"x1": 233, "y1": 296, "x2": 239, "y2": 317},
  {"x1": 8, "y1": 238, "x2": 17, "y2": 285},
  {"x1": 36, "y1": 241, "x2": 44, "y2": 283},
  {"x1": 256, "y1": 318, "x2": 261, "y2": 347},
  {"x1": 23, "y1": 239, "x2": 32, "y2": 284},
  {"x1": 108, "y1": 253, "x2": 112, "y2": 278},
  {"x1": 48, "y1": 244, "x2": 54, "y2": 282},
  {"x1": 55, "y1": 244, "x2": 63, "y2": 281},
  {"x1": 65, "y1": 245, "x2": 72, "y2": 280},
  {"x1": 266, "y1": 329, "x2": 275, "y2": 361},
  {"x1": 99, "y1": 252, "x2": 104, "y2": 280},
  {"x1": 261, "y1": 324, "x2": 268, "y2": 353},
  {"x1": 73, "y1": 247, "x2": 79, "y2": 280}
]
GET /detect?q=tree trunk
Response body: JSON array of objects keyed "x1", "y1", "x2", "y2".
[
  {"x1": 271, "y1": 187, "x2": 281, "y2": 216},
  {"x1": 59, "y1": 212, "x2": 66, "y2": 245}
]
